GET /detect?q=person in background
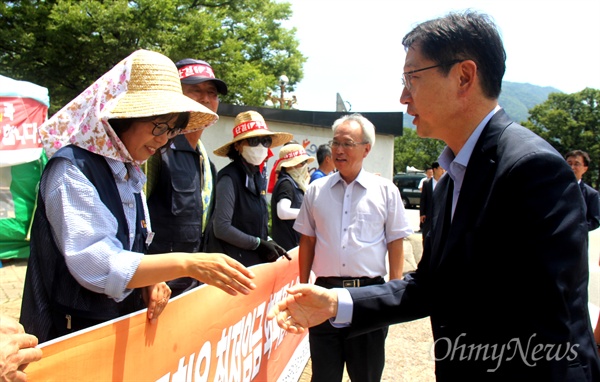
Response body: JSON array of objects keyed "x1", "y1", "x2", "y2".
[
  {"x1": 309, "y1": 143, "x2": 336, "y2": 183},
  {"x1": 268, "y1": 11, "x2": 600, "y2": 381},
  {"x1": 270, "y1": 143, "x2": 314, "y2": 250},
  {"x1": 565, "y1": 150, "x2": 600, "y2": 232},
  {"x1": 206, "y1": 110, "x2": 292, "y2": 266},
  {"x1": 418, "y1": 166, "x2": 433, "y2": 191},
  {"x1": 267, "y1": 139, "x2": 309, "y2": 194},
  {"x1": 294, "y1": 113, "x2": 413, "y2": 382},
  {"x1": 418, "y1": 161, "x2": 445, "y2": 242},
  {"x1": 0, "y1": 314, "x2": 42, "y2": 382},
  {"x1": 565, "y1": 150, "x2": 600, "y2": 356},
  {"x1": 145, "y1": 58, "x2": 228, "y2": 297},
  {"x1": 20, "y1": 50, "x2": 256, "y2": 344}
]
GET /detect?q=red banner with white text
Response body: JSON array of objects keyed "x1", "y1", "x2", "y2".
[
  {"x1": 26, "y1": 248, "x2": 309, "y2": 381},
  {"x1": 0, "y1": 96, "x2": 46, "y2": 165}
]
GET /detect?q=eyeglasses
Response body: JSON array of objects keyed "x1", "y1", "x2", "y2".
[
  {"x1": 246, "y1": 136, "x2": 273, "y2": 148},
  {"x1": 328, "y1": 140, "x2": 368, "y2": 149},
  {"x1": 567, "y1": 161, "x2": 584, "y2": 168},
  {"x1": 188, "y1": 87, "x2": 219, "y2": 100},
  {"x1": 402, "y1": 60, "x2": 463, "y2": 91},
  {"x1": 151, "y1": 122, "x2": 183, "y2": 139}
]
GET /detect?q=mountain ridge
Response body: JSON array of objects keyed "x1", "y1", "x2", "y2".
[{"x1": 403, "y1": 81, "x2": 562, "y2": 127}]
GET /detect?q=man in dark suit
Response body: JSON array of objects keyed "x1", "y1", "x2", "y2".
[
  {"x1": 419, "y1": 162, "x2": 444, "y2": 243},
  {"x1": 268, "y1": 11, "x2": 600, "y2": 381},
  {"x1": 565, "y1": 150, "x2": 600, "y2": 232}
]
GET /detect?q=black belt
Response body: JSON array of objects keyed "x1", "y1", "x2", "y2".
[{"x1": 316, "y1": 276, "x2": 385, "y2": 288}]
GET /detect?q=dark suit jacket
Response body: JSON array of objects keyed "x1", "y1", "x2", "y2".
[
  {"x1": 419, "y1": 177, "x2": 434, "y2": 239},
  {"x1": 580, "y1": 181, "x2": 600, "y2": 231},
  {"x1": 348, "y1": 110, "x2": 600, "y2": 381}
]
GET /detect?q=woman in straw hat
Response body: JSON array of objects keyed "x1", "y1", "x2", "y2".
[
  {"x1": 206, "y1": 111, "x2": 292, "y2": 266},
  {"x1": 270, "y1": 143, "x2": 314, "y2": 250},
  {"x1": 20, "y1": 50, "x2": 256, "y2": 343}
]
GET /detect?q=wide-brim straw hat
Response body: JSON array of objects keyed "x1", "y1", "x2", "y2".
[
  {"x1": 213, "y1": 110, "x2": 293, "y2": 157},
  {"x1": 108, "y1": 49, "x2": 218, "y2": 133},
  {"x1": 275, "y1": 143, "x2": 315, "y2": 172}
]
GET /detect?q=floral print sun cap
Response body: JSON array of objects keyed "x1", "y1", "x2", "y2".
[{"x1": 39, "y1": 49, "x2": 218, "y2": 163}]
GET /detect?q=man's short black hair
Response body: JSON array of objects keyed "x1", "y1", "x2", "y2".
[{"x1": 316, "y1": 144, "x2": 332, "y2": 165}]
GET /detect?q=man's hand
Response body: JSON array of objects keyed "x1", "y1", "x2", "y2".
[
  {"x1": 188, "y1": 253, "x2": 256, "y2": 296},
  {"x1": 267, "y1": 284, "x2": 338, "y2": 334}
]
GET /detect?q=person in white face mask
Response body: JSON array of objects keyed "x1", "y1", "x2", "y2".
[
  {"x1": 270, "y1": 143, "x2": 315, "y2": 251},
  {"x1": 206, "y1": 111, "x2": 293, "y2": 266}
]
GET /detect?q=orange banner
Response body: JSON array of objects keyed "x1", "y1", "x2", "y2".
[{"x1": 26, "y1": 248, "x2": 308, "y2": 381}]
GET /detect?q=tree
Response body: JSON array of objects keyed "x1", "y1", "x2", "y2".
[
  {"x1": 523, "y1": 88, "x2": 600, "y2": 189},
  {"x1": 394, "y1": 127, "x2": 446, "y2": 174},
  {"x1": 0, "y1": 0, "x2": 305, "y2": 114}
]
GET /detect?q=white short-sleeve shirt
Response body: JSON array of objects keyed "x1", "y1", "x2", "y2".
[{"x1": 294, "y1": 170, "x2": 413, "y2": 278}]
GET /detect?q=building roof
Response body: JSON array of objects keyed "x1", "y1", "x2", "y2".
[{"x1": 218, "y1": 104, "x2": 404, "y2": 137}]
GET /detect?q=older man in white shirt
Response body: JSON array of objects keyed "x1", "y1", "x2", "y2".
[{"x1": 294, "y1": 113, "x2": 413, "y2": 382}]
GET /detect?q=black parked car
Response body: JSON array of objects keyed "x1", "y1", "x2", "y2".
[{"x1": 393, "y1": 173, "x2": 426, "y2": 209}]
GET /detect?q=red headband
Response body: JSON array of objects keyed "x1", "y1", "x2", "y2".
[
  {"x1": 178, "y1": 64, "x2": 216, "y2": 80},
  {"x1": 232, "y1": 120, "x2": 269, "y2": 137},
  {"x1": 281, "y1": 148, "x2": 307, "y2": 160}
]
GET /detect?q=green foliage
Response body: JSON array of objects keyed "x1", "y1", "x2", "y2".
[
  {"x1": 523, "y1": 88, "x2": 600, "y2": 188},
  {"x1": 0, "y1": 0, "x2": 305, "y2": 115},
  {"x1": 394, "y1": 128, "x2": 445, "y2": 173}
]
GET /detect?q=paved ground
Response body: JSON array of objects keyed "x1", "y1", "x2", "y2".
[
  {"x1": 0, "y1": 257, "x2": 27, "y2": 321},
  {"x1": 2, "y1": 208, "x2": 598, "y2": 382}
]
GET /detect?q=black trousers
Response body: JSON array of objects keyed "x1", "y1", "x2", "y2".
[{"x1": 309, "y1": 276, "x2": 388, "y2": 382}]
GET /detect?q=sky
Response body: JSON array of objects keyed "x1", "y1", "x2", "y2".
[{"x1": 280, "y1": 0, "x2": 600, "y2": 113}]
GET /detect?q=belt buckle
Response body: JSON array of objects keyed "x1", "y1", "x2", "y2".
[{"x1": 342, "y1": 279, "x2": 360, "y2": 288}]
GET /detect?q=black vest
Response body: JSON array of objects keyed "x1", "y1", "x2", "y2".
[
  {"x1": 147, "y1": 135, "x2": 203, "y2": 253},
  {"x1": 20, "y1": 146, "x2": 146, "y2": 343},
  {"x1": 207, "y1": 160, "x2": 268, "y2": 267}
]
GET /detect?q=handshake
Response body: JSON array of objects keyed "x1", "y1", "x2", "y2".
[{"x1": 255, "y1": 238, "x2": 292, "y2": 262}]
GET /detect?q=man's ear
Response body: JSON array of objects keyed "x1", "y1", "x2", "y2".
[{"x1": 457, "y1": 60, "x2": 477, "y2": 90}]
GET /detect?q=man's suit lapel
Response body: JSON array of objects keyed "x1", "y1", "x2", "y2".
[
  {"x1": 429, "y1": 109, "x2": 512, "y2": 267},
  {"x1": 430, "y1": 175, "x2": 453, "y2": 264}
]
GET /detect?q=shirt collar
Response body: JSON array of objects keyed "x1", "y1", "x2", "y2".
[
  {"x1": 329, "y1": 168, "x2": 367, "y2": 189},
  {"x1": 106, "y1": 157, "x2": 145, "y2": 193},
  {"x1": 439, "y1": 105, "x2": 501, "y2": 183}
]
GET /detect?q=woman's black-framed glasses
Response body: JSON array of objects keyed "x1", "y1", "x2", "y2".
[
  {"x1": 151, "y1": 122, "x2": 183, "y2": 139},
  {"x1": 246, "y1": 136, "x2": 273, "y2": 148}
]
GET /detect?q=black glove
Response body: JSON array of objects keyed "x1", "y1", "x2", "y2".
[{"x1": 256, "y1": 239, "x2": 291, "y2": 262}]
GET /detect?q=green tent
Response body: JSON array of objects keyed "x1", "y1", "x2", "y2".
[{"x1": 0, "y1": 75, "x2": 49, "y2": 261}]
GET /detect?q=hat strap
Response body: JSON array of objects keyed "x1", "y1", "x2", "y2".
[{"x1": 233, "y1": 120, "x2": 268, "y2": 137}]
